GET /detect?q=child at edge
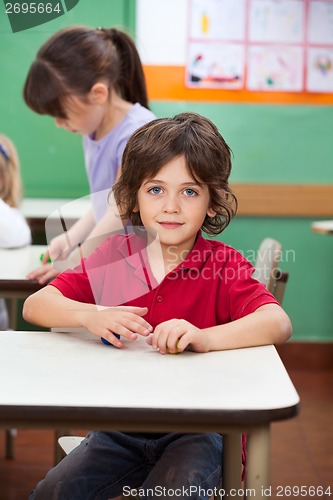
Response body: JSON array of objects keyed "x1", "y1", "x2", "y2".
[
  {"x1": 0, "y1": 134, "x2": 31, "y2": 330},
  {"x1": 23, "y1": 25, "x2": 156, "y2": 284},
  {"x1": 23, "y1": 112, "x2": 292, "y2": 500}
]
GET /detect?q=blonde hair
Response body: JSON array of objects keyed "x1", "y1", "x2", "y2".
[{"x1": 0, "y1": 134, "x2": 22, "y2": 208}]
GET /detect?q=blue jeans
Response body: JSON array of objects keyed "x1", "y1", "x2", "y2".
[{"x1": 29, "y1": 431, "x2": 222, "y2": 499}]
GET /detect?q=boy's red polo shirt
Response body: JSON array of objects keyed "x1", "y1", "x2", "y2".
[{"x1": 50, "y1": 231, "x2": 279, "y2": 330}]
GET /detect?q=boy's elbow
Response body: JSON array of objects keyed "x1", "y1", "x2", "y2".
[
  {"x1": 22, "y1": 295, "x2": 32, "y2": 323},
  {"x1": 275, "y1": 309, "x2": 292, "y2": 344},
  {"x1": 22, "y1": 294, "x2": 38, "y2": 324}
]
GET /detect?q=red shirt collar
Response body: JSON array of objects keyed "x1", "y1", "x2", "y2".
[
  {"x1": 116, "y1": 230, "x2": 214, "y2": 274},
  {"x1": 178, "y1": 232, "x2": 213, "y2": 271}
]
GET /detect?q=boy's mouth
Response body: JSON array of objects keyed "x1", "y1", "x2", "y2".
[{"x1": 158, "y1": 221, "x2": 184, "y2": 229}]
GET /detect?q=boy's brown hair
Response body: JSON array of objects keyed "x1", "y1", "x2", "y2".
[{"x1": 113, "y1": 112, "x2": 237, "y2": 235}]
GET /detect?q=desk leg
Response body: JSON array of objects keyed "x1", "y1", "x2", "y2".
[
  {"x1": 221, "y1": 433, "x2": 242, "y2": 500},
  {"x1": 5, "y1": 429, "x2": 16, "y2": 459},
  {"x1": 245, "y1": 424, "x2": 270, "y2": 497},
  {"x1": 4, "y1": 301, "x2": 17, "y2": 459},
  {"x1": 6, "y1": 298, "x2": 17, "y2": 330}
]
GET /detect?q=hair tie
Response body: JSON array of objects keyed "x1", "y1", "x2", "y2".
[{"x1": 0, "y1": 144, "x2": 9, "y2": 162}]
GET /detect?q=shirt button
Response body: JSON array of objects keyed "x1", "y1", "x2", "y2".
[{"x1": 156, "y1": 296, "x2": 163, "y2": 302}]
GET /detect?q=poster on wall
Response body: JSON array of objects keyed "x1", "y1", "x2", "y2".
[
  {"x1": 307, "y1": 1, "x2": 333, "y2": 92},
  {"x1": 186, "y1": 0, "x2": 333, "y2": 93},
  {"x1": 187, "y1": 42, "x2": 245, "y2": 88}
]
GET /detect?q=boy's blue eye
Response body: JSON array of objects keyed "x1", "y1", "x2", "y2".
[
  {"x1": 149, "y1": 186, "x2": 162, "y2": 195},
  {"x1": 184, "y1": 188, "x2": 197, "y2": 196}
]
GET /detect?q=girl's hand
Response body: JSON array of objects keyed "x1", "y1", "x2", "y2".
[
  {"x1": 27, "y1": 263, "x2": 60, "y2": 284},
  {"x1": 47, "y1": 232, "x2": 73, "y2": 261},
  {"x1": 28, "y1": 232, "x2": 80, "y2": 284},
  {"x1": 147, "y1": 319, "x2": 209, "y2": 354},
  {"x1": 78, "y1": 306, "x2": 152, "y2": 348}
]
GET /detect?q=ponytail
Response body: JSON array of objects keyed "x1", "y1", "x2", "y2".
[{"x1": 106, "y1": 28, "x2": 149, "y2": 109}]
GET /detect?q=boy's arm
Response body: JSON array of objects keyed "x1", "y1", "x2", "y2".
[
  {"x1": 204, "y1": 304, "x2": 292, "y2": 351},
  {"x1": 149, "y1": 304, "x2": 292, "y2": 354},
  {"x1": 23, "y1": 286, "x2": 152, "y2": 347}
]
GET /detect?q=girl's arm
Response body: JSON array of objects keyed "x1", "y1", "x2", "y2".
[
  {"x1": 61, "y1": 196, "x2": 125, "y2": 267},
  {"x1": 149, "y1": 304, "x2": 292, "y2": 354},
  {"x1": 77, "y1": 168, "x2": 125, "y2": 258},
  {"x1": 28, "y1": 209, "x2": 96, "y2": 283},
  {"x1": 77, "y1": 192, "x2": 125, "y2": 260},
  {"x1": 23, "y1": 286, "x2": 152, "y2": 347},
  {"x1": 46, "y1": 208, "x2": 96, "y2": 261},
  {"x1": 45, "y1": 170, "x2": 123, "y2": 264},
  {"x1": 29, "y1": 197, "x2": 123, "y2": 282}
]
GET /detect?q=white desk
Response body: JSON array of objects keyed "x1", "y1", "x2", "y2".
[
  {"x1": 0, "y1": 245, "x2": 45, "y2": 328},
  {"x1": 0, "y1": 330, "x2": 300, "y2": 498},
  {"x1": 311, "y1": 220, "x2": 333, "y2": 235},
  {"x1": 21, "y1": 197, "x2": 91, "y2": 233}
]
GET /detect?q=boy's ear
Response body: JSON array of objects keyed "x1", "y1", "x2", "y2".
[
  {"x1": 89, "y1": 83, "x2": 109, "y2": 104},
  {"x1": 132, "y1": 203, "x2": 139, "y2": 213}
]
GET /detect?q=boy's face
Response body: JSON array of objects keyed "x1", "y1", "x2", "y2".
[{"x1": 136, "y1": 156, "x2": 215, "y2": 257}]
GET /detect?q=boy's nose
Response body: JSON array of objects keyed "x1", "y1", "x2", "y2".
[{"x1": 162, "y1": 195, "x2": 180, "y2": 213}]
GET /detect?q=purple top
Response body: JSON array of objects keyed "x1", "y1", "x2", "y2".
[{"x1": 83, "y1": 103, "x2": 156, "y2": 222}]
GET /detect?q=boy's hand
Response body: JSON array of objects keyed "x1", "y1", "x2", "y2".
[
  {"x1": 147, "y1": 319, "x2": 209, "y2": 354},
  {"x1": 79, "y1": 306, "x2": 152, "y2": 348}
]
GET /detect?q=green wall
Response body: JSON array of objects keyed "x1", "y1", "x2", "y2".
[
  {"x1": 150, "y1": 102, "x2": 333, "y2": 184},
  {"x1": 1, "y1": 1, "x2": 332, "y2": 341}
]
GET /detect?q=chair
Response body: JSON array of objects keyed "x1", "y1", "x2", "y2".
[
  {"x1": 272, "y1": 270, "x2": 289, "y2": 305},
  {"x1": 58, "y1": 435, "x2": 84, "y2": 455},
  {"x1": 253, "y1": 237, "x2": 289, "y2": 304},
  {"x1": 253, "y1": 237, "x2": 282, "y2": 293}
]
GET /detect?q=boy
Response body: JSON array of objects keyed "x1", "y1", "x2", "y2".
[{"x1": 23, "y1": 112, "x2": 291, "y2": 499}]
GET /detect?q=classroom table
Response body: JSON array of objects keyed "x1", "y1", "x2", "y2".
[
  {"x1": 0, "y1": 245, "x2": 46, "y2": 459},
  {"x1": 0, "y1": 245, "x2": 45, "y2": 329},
  {"x1": 311, "y1": 220, "x2": 333, "y2": 235},
  {"x1": 0, "y1": 329, "x2": 300, "y2": 499},
  {"x1": 21, "y1": 197, "x2": 91, "y2": 234}
]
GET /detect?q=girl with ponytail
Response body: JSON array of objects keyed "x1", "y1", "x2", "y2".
[{"x1": 24, "y1": 26, "x2": 155, "y2": 283}]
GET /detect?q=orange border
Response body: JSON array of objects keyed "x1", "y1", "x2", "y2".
[{"x1": 144, "y1": 65, "x2": 333, "y2": 104}]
